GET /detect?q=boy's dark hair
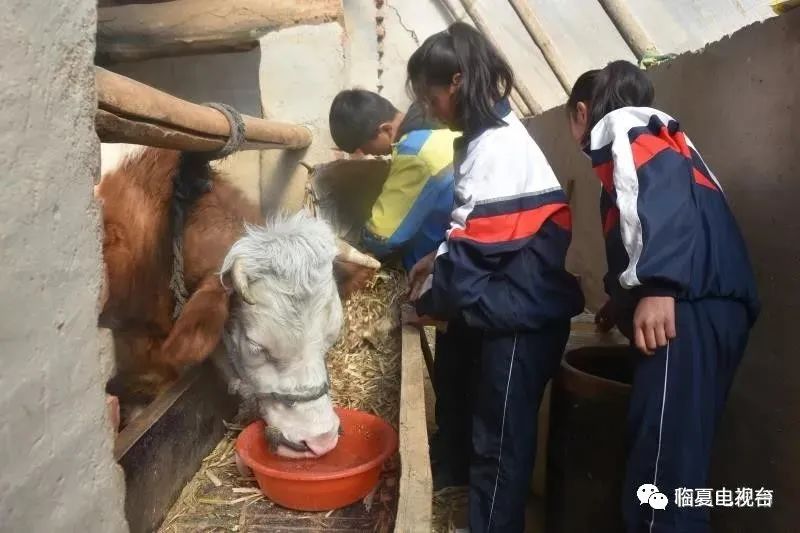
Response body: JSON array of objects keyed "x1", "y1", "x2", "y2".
[
  {"x1": 329, "y1": 89, "x2": 399, "y2": 153},
  {"x1": 568, "y1": 60, "x2": 655, "y2": 140},
  {"x1": 407, "y1": 22, "x2": 514, "y2": 134}
]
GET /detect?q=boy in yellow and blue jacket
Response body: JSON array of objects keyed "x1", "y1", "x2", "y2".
[
  {"x1": 330, "y1": 90, "x2": 465, "y2": 489},
  {"x1": 329, "y1": 89, "x2": 458, "y2": 270}
]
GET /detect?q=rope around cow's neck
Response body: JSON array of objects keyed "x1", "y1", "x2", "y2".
[
  {"x1": 169, "y1": 235, "x2": 190, "y2": 320},
  {"x1": 168, "y1": 102, "x2": 246, "y2": 320}
]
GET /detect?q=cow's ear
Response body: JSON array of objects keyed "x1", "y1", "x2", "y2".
[
  {"x1": 231, "y1": 258, "x2": 256, "y2": 305},
  {"x1": 161, "y1": 276, "x2": 230, "y2": 369}
]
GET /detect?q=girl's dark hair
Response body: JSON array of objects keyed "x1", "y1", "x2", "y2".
[
  {"x1": 407, "y1": 22, "x2": 514, "y2": 133},
  {"x1": 568, "y1": 60, "x2": 655, "y2": 140},
  {"x1": 566, "y1": 69, "x2": 600, "y2": 118}
]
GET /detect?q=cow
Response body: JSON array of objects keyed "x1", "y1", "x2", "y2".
[{"x1": 96, "y1": 144, "x2": 378, "y2": 457}]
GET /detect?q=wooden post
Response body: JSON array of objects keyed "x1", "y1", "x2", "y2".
[
  {"x1": 508, "y1": 0, "x2": 573, "y2": 92},
  {"x1": 596, "y1": 0, "x2": 658, "y2": 59},
  {"x1": 97, "y1": 0, "x2": 343, "y2": 63},
  {"x1": 96, "y1": 67, "x2": 312, "y2": 151}
]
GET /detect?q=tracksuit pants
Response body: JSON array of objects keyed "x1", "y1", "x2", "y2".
[
  {"x1": 432, "y1": 320, "x2": 479, "y2": 485},
  {"x1": 434, "y1": 319, "x2": 571, "y2": 533},
  {"x1": 623, "y1": 298, "x2": 750, "y2": 533}
]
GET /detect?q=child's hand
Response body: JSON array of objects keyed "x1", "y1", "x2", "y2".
[
  {"x1": 633, "y1": 296, "x2": 677, "y2": 355},
  {"x1": 408, "y1": 251, "x2": 436, "y2": 301},
  {"x1": 595, "y1": 299, "x2": 616, "y2": 333}
]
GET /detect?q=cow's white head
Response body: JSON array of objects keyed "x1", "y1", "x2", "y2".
[{"x1": 220, "y1": 213, "x2": 344, "y2": 458}]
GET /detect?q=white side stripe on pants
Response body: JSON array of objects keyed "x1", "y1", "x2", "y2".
[
  {"x1": 487, "y1": 334, "x2": 518, "y2": 531},
  {"x1": 649, "y1": 341, "x2": 670, "y2": 533}
]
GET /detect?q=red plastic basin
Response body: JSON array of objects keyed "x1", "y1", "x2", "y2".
[{"x1": 235, "y1": 407, "x2": 398, "y2": 511}]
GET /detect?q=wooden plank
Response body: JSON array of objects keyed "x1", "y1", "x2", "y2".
[
  {"x1": 395, "y1": 326, "x2": 433, "y2": 532},
  {"x1": 96, "y1": 67, "x2": 313, "y2": 150},
  {"x1": 97, "y1": 0, "x2": 343, "y2": 63},
  {"x1": 116, "y1": 359, "x2": 237, "y2": 533}
]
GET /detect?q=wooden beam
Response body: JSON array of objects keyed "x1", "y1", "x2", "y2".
[
  {"x1": 96, "y1": 109, "x2": 291, "y2": 152},
  {"x1": 96, "y1": 67, "x2": 312, "y2": 151},
  {"x1": 596, "y1": 0, "x2": 658, "y2": 59},
  {"x1": 508, "y1": 0, "x2": 573, "y2": 92},
  {"x1": 395, "y1": 325, "x2": 433, "y2": 532},
  {"x1": 97, "y1": 0, "x2": 343, "y2": 63}
]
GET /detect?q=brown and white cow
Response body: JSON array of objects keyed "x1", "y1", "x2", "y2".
[{"x1": 97, "y1": 144, "x2": 378, "y2": 457}]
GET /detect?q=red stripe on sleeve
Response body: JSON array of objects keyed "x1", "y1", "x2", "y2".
[
  {"x1": 693, "y1": 168, "x2": 717, "y2": 190},
  {"x1": 593, "y1": 161, "x2": 615, "y2": 194},
  {"x1": 671, "y1": 130, "x2": 693, "y2": 158},
  {"x1": 449, "y1": 203, "x2": 567, "y2": 244},
  {"x1": 632, "y1": 133, "x2": 673, "y2": 169},
  {"x1": 549, "y1": 206, "x2": 572, "y2": 231}
]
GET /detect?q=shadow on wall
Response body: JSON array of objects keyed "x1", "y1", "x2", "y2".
[
  {"x1": 106, "y1": 47, "x2": 263, "y2": 117},
  {"x1": 525, "y1": 12, "x2": 800, "y2": 533}
]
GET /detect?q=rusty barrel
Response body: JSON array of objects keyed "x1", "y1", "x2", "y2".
[{"x1": 546, "y1": 345, "x2": 637, "y2": 533}]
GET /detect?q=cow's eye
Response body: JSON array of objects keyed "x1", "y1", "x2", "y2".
[{"x1": 246, "y1": 338, "x2": 265, "y2": 354}]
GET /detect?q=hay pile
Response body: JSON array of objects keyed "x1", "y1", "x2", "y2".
[
  {"x1": 327, "y1": 267, "x2": 405, "y2": 426},
  {"x1": 159, "y1": 268, "x2": 405, "y2": 532},
  {"x1": 432, "y1": 487, "x2": 469, "y2": 533}
]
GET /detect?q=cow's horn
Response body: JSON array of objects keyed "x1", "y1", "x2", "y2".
[
  {"x1": 335, "y1": 239, "x2": 381, "y2": 270},
  {"x1": 231, "y1": 259, "x2": 256, "y2": 305}
]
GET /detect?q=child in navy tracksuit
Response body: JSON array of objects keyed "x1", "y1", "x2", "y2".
[
  {"x1": 567, "y1": 61, "x2": 759, "y2": 532},
  {"x1": 404, "y1": 23, "x2": 584, "y2": 532}
]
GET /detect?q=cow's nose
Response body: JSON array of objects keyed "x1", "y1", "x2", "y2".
[{"x1": 303, "y1": 428, "x2": 340, "y2": 457}]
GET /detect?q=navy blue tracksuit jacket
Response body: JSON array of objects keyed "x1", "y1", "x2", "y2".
[
  {"x1": 417, "y1": 99, "x2": 583, "y2": 532},
  {"x1": 588, "y1": 107, "x2": 759, "y2": 532}
]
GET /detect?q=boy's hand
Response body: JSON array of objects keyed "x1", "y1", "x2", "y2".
[
  {"x1": 408, "y1": 250, "x2": 436, "y2": 301},
  {"x1": 633, "y1": 296, "x2": 677, "y2": 355},
  {"x1": 595, "y1": 299, "x2": 616, "y2": 333}
]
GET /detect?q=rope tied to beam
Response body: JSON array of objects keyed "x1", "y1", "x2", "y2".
[{"x1": 202, "y1": 102, "x2": 247, "y2": 160}]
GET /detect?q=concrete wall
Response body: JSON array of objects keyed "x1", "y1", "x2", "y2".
[
  {"x1": 258, "y1": 22, "x2": 349, "y2": 213},
  {"x1": 0, "y1": 1, "x2": 128, "y2": 531},
  {"x1": 526, "y1": 12, "x2": 800, "y2": 532}
]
